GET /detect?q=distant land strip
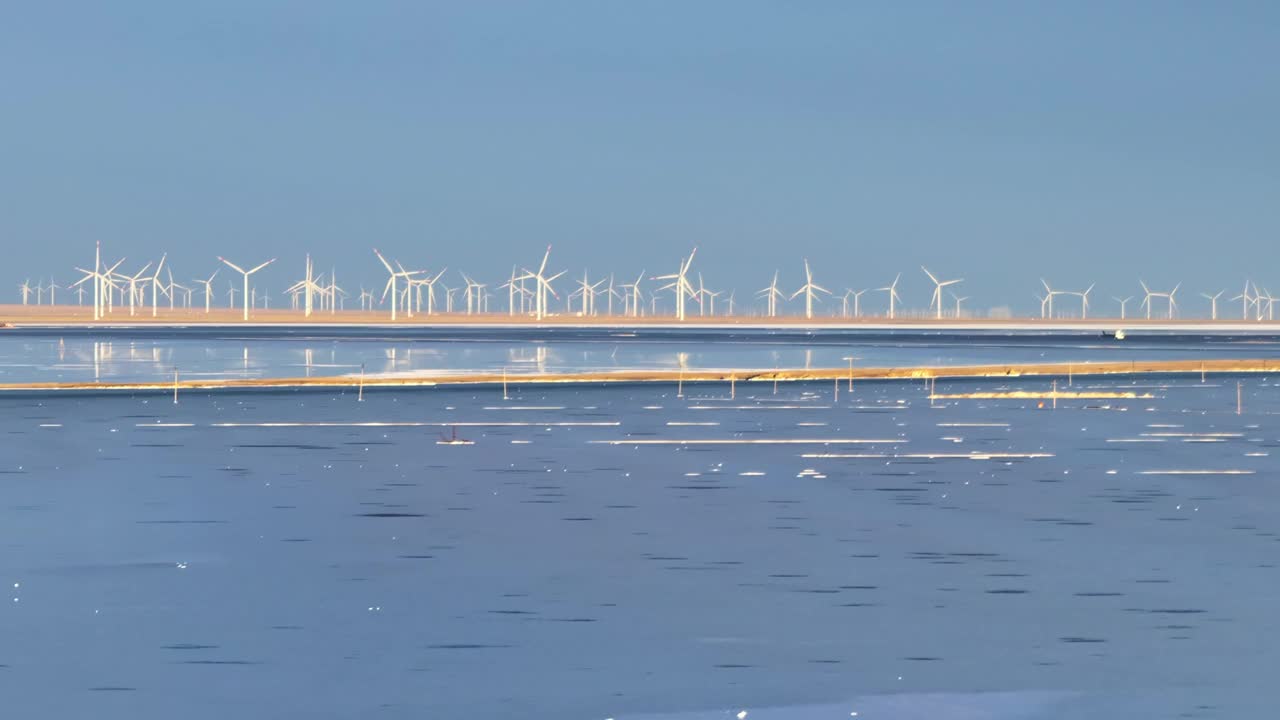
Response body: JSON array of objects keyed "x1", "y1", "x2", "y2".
[
  {"x1": 0, "y1": 358, "x2": 1274, "y2": 394},
  {"x1": 2, "y1": 304, "x2": 1280, "y2": 332}
]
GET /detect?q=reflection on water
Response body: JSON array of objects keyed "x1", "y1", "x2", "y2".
[{"x1": 4, "y1": 329, "x2": 1280, "y2": 384}]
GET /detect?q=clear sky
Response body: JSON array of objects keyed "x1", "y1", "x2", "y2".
[{"x1": 3, "y1": 2, "x2": 1277, "y2": 314}]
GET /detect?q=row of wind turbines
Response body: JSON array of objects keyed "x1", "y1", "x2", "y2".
[{"x1": 19, "y1": 242, "x2": 1280, "y2": 323}]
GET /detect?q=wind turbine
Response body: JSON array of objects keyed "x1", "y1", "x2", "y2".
[
  {"x1": 288, "y1": 255, "x2": 326, "y2": 317},
  {"x1": 652, "y1": 248, "x2": 697, "y2": 321},
  {"x1": 1070, "y1": 283, "x2": 1095, "y2": 319},
  {"x1": 166, "y1": 268, "x2": 187, "y2": 310},
  {"x1": 500, "y1": 268, "x2": 522, "y2": 316},
  {"x1": 518, "y1": 246, "x2": 564, "y2": 321},
  {"x1": 1039, "y1": 279, "x2": 1066, "y2": 319},
  {"x1": 922, "y1": 267, "x2": 962, "y2": 319},
  {"x1": 851, "y1": 288, "x2": 868, "y2": 318},
  {"x1": 1232, "y1": 280, "x2": 1256, "y2": 320},
  {"x1": 1202, "y1": 290, "x2": 1224, "y2": 320},
  {"x1": 73, "y1": 244, "x2": 124, "y2": 320},
  {"x1": 1139, "y1": 280, "x2": 1178, "y2": 320},
  {"x1": 951, "y1": 291, "x2": 969, "y2": 318},
  {"x1": 193, "y1": 270, "x2": 219, "y2": 313},
  {"x1": 18, "y1": 280, "x2": 31, "y2": 305},
  {"x1": 148, "y1": 254, "x2": 168, "y2": 317},
  {"x1": 877, "y1": 274, "x2": 902, "y2": 319},
  {"x1": 620, "y1": 270, "x2": 645, "y2": 317},
  {"x1": 790, "y1": 259, "x2": 830, "y2": 319},
  {"x1": 1113, "y1": 296, "x2": 1133, "y2": 320},
  {"x1": 372, "y1": 249, "x2": 420, "y2": 321},
  {"x1": 122, "y1": 262, "x2": 152, "y2": 317},
  {"x1": 218, "y1": 256, "x2": 276, "y2": 321},
  {"x1": 757, "y1": 271, "x2": 784, "y2": 318},
  {"x1": 418, "y1": 269, "x2": 447, "y2": 314}
]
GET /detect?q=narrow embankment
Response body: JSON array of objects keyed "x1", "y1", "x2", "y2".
[{"x1": 0, "y1": 357, "x2": 1272, "y2": 394}]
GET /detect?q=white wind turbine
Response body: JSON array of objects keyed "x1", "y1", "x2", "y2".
[
  {"x1": 652, "y1": 248, "x2": 698, "y2": 322},
  {"x1": 1069, "y1": 283, "x2": 1095, "y2": 319},
  {"x1": 877, "y1": 273, "x2": 902, "y2": 319},
  {"x1": 72, "y1": 243, "x2": 124, "y2": 320},
  {"x1": 518, "y1": 246, "x2": 564, "y2": 321},
  {"x1": 1113, "y1": 296, "x2": 1133, "y2": 319},
  {"x1": 287, "y1": 255, "x2": 326, "y2": 317},
  {"x1": 790, "y1": 259, "x2": 830, "y2": 320},
  {"x1": 148, "y1": 254, "x2": 168, "y2": 317},
  {"x1": 922, "y1": 267, "x2": 962, "y2": 320},
  {"x1": 193, "y1": 269, "x2": 219, "y2": 313},
  {"x1": 500, "y1": 268, "x2": 522, "y2": 316},
  {"x1": 122, "y1": 262, "x2": 152, "y2": 317},
  {"x1": 620, "y1": 270, "x2": 645, "y2": 317},
  {"x1": 372, "y1": 249, "x2": 420, "y2": 321},
  {"x1": 1231, "y1": 281, "x2": 1255, "y2": 320},
  {"x1": 1139, "y1": 280, "x2": 1179, "y2": 319},
  {"x1": 951, "y1": 291, "x2": 969, "y2": 318},
  {"x1": 408, "y1": 269, "x2": 443, "y2": 315},
  {"x1": 851, "y1": 288, "x2": 868, "y2": 318},
  {"x1": 1040, "y1": 279, "x2": 1068, "y2": 319},
  {"x1": 1202, "y1": 290, "x2": 1224, "y2": 320},
  {"x1": 218, "y1": 256, "x2": 276, "y2": 321},
  {"x1": 166, "y1": 268, "x2": 187, "y2": 310},
  {"x1": 757, "y1": 271, "x2": 784, "y2": 318},
  {"x1": 18, "y1": 280, "x2": 32, "y2": 305}
]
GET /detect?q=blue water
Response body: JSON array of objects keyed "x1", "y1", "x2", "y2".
[{"x1": 2, "y1": 371, "x2": 1276, "y2": 718}]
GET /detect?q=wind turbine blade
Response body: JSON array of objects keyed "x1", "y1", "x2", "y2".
[
  {"x1": 248, "y1": 259, "x2": 276, "y2": 275},
  {"x1": 373, "y1": 249, "x2": 395, "y2": 273},
  {"x1": 218, "y1": 257, "x2": 246, "y2": 274},
  {"x1": 922, "y1": 267, "x2": 939, "y2": 284}
]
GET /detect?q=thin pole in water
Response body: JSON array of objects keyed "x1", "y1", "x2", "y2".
[
  {"x1": 503, "y1": 367, "x2": 509, "y2": 401},
  {"x1": 172, "y1": 366, "x2": 178, "y2": 405},
  {"x1": 730, "y1": 374, "x2": 735, "y2": 400},
  {"x1": 1201, "y1": 362, "x2": 1206, "y2": 383},
  {"x1": 677, "y1": 370, "x2": 684, "y2": 399},
  {"x1": 1238, "y1": 381, "x2": 1243, "y2": 415},
  {"x1": 1068, "y1": 364, "x2": 1073, "y2": 386},
  {"x1": 833, "y1": 375, "x2": 839, "y2": 402},
  {"x1": 358, "y1": 363, "x2": 365, "y2": 402},
  {"x1": 1052, "y1": 379, "x2": 1058, "y2": 410}
]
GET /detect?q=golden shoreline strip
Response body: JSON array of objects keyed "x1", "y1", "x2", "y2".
[
  {"x1": 0, "y1": 357, "x2": 1276, "y2": 393},
  {"x1": 4, "y1": 303, "x2": 1280, "y2": 329}
]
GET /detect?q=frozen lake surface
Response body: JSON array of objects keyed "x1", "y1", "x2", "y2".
[{"x1": 2, "y1": 372, "x2": 1276, "y2": 718}]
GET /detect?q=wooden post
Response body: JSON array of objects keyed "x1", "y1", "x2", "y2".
[
  {"x1": 1052, "y1": 379, "x2": 1058, "y2": 410},
  {"x1": 833, "y1": 375, "x2": 839, "y2": 402},
  {"x1": 1201, "y1": 362, "x2": 1205, "y2": 383},
  {"x1": 847, "y1": 357, "x2": 854, "y2": 391},
  {"x1": 1068, "y1": 364, "x2": 1073, "y2": 386},
  {"x1": 503, "y1": 367, "x2": 509, "y2": 401},
  {"x1": 677, "y1": 370, "x2": 684, "y2": 399},
  {"x1": 358, "y1": 363, "x2": 365, "y2": 402},
  {"x1": 172, "y1": 367, "x2": 179, "y2": 405},
  {"x1": 730, "y1": 374, "x2": 736, "y2": 400},
  {"x1": 1238, "y1": 381, "x2": 1243, "y2": 415}
]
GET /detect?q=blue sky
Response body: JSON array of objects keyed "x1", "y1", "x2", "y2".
[{"x1": 3, "y1": 2, "x2": 1277, "y2": 313}]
